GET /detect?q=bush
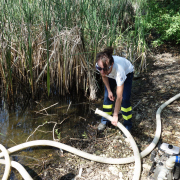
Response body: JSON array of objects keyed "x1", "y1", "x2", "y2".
[{"x1": 146, "y1": 0, "x2": 180, "y2": 46}]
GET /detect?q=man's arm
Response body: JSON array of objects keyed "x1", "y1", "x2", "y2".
[
  {"x1": 111, "y1": 84, "x2": 124, "y2": 126},
  {"x1": 102, "y1": 76, "x2": 115, "y2": 101}
]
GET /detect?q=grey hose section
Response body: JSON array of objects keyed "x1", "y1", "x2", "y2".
[
  {"x1": 0, "y1": 144, "x2": 11, "y2": 180},
  {"x1": 95, "y1": 93, "x2": 180, "y2": 163},
  {"x1": 95, "y1": 108, "x2": 141, "y2": 180},
  {"x1": 140, "y1": 93, "x2": 180, "y2": 159},
  {"x1": 0, "y1": 126, "x2": 141, "y2": 180},
  {"x1": 0, "y1": 93, "x2": 179, "y2": 180},
  {"x1": 0, "y1": 160, "x2": 33, "y2": 180},
  {"x1": 0, "y1": 140, "x2": 137, "y2": 165}
]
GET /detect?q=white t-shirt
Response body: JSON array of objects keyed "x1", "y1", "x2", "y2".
[{"x1": 107, "y1": 56, "x2": 134, "y2": 86}]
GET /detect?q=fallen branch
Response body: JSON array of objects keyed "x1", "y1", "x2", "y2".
[
  {"x1": 26, "y1": 121, "x2": 57, "y2": 142},
  {"x1": 56, "y1": 102, "x2": 89, "y2": 109},
  {"x1": 70, "y1": 138, "x2": 90, "y2": 141},
  {"x1": 74, "y1": 167, "x2": 85, "y2": 180},
  {"x1": 26, "y1": 116, "x2": 71, "y2": 142},
  {"x1": 66, "y1": 101, "x2": 72, "y2": 114},
  {"x1": 35, "y1": 101, "x2": 48, "y2": 115},
  {"x1": 132, "y1": 100, "x2": 141, "y2": 110},
  {"x1": 34, "y1": 102, "x2": 59, "y2": 114}
]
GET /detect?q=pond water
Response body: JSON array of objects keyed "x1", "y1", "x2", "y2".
[{"x1": 0, "y1": 92, "x2": 102, "y2": 179}]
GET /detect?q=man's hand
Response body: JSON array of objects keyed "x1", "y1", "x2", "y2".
[
  {"x1": 111, "y1": 115, "x2": 118, "y2": 126},
  {"x1": 101, "y1": 76, "x2": 115, "y2": 101},
  {"x1": 108, "y1": 91, "x2": 115, "y2": 101}
]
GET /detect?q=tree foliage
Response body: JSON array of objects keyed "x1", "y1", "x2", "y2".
[{"x1": 146, "y1": 0, "x2": 180, "y2": 46}]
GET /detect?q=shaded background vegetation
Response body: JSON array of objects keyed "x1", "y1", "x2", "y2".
[
  {"x1": 0, "y1": 0, "x2": 179, "y2": 106},
  {"x1": 146, "y1": 0, "x2": 180, "y2": 46}
]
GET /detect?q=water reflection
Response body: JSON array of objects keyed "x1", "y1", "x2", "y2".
[
  {"x1": 0, "y1": 91, "x2": 100, "y2": 179},
  {"x1": 0, "y1": 97, "x2": 9, "y2": 147}
]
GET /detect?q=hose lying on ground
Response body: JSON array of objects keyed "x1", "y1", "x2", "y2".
[
  {"x1": 96, "y1": 93, "x2": 180, "y2": 163},
  {"x1": 95, "y1": 108, "x2": 141, "y2": 180},
  {"x1": 0, "y1": 93, "x2": 179, "y2": 180},
  {"x1": 0, "y1": 110, "x2": 141, "y2": 180},
  {"x1": 0, "y1": 144, "x2": 11, "y2": 180},
  {"x1": 0, "y1": 160, "x2": 33, "y2": 180},
  {"x1": 140, "y1": 93, "x2": 180, "y2": 159},
  {"x1": 0, "y1": 137, "x2": 140, "y2": 180}
]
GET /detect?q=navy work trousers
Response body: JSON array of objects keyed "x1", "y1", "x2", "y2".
[{"x1": 101, "y1": 72, "x2": 133, "y2": 130}]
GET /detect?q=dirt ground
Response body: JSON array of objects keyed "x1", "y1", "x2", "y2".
[{"x1": 32, "y1": 45, "x2": 180, "y2": 180}]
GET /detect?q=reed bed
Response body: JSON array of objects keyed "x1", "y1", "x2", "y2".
[{"x1": 0, "y1": 0, "x2": 148, "y2": 101}]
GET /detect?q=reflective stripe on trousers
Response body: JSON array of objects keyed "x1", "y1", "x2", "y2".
[{"x1": 101, "y1": 72, "x2": 133, "y2": 130}]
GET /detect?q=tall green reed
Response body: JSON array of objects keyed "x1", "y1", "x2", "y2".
[
  {"x1": 0, "y1": 1, "x2": 13, "y2": 101},
  {"x1": 22, "y1": 1, "x2": 34, "y2": 92},
  {"x1": 0, "y1": 0, "x2": 149, "y2": 101},
  {"x1": 42, "y1": 0, "x2": 51, "y2": 96}
]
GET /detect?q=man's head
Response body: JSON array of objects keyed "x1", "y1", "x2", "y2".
[{"x1": 96, "y1": 47, "x2": 114, "y2": 76}]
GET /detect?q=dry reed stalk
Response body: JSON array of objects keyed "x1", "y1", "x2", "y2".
[
  {"x1": 50, "y1": 26, "x2": 97, "y2": 99},
  {"x1": 0, "y1": 0, "x2": 149, "y2": 101}
]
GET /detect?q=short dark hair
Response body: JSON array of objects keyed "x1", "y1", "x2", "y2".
[{"x1": 96, "y1": 47, "x2": 114, "y2": 69}]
